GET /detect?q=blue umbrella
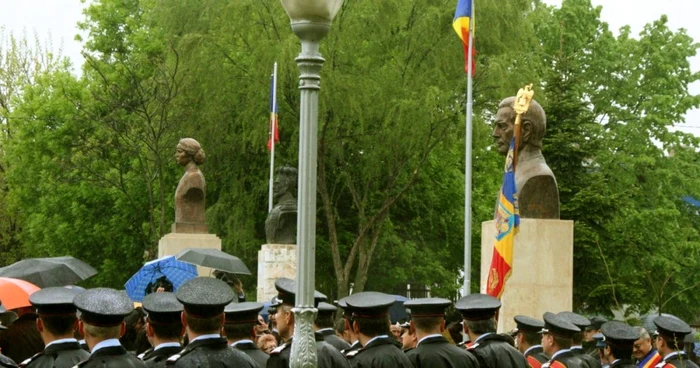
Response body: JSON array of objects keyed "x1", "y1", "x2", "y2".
[
  {"x1": 124, "y1": 256, "x2": 197, "y2": 301},
  {"x1": 389, "y1": 294, "x2": 410, "y2": 323}
]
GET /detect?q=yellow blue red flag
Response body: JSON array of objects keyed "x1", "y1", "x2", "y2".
[
  {"x1": 486, "y1": 137, "x2": 519, "y2": 298},
  {"x1": 453, "y1": 0, "x2": 476, "y2": 75},
  {"x1": 267, "y1": 73, "x2": 279, "y2": 151}
]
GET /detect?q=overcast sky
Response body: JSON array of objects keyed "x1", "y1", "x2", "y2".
[{"x1": 0, "y1": 0, "x2": 698, "y2": 133}]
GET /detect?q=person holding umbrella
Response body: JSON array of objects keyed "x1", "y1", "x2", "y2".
[{"x1": 17, "y1": 287, "x2": 88, "y2": 368}]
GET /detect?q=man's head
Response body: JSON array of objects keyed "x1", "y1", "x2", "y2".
[
  {"x1": 223, "y1": 302, "x2": 264, "y2": 343},
  {"x1": 142, "y1": 292, "x2": 184, "y2": 344},
  {"x1": 176, "y1": 277, "x2": 234, "y2": 337},
  {"x1": 273, "y1": 166, "x2": 298, "y2": 200},
  {"x1": 315, "y1": 302, "x2": 337, "y2": 330},
  {"x1": 539, "y1": 312, "x2": 580, "y2": 356},
  {"x1": 344, "y1": 292, "x2": 394, "y2": 340},
  {"x1": 584, "y1": 316, "x2": 608, "y2": 342},
  {"x1": 73, "y1": 288, "x2": 133, "y2": 349},
  {"x1": 492, "y1": 97, "x2": 546, "y2": 155},
  {"x1": 455, "y1": 294, "x2": 500, "y2": 339},
  {"x1": 400, "y1": 321, "x2": 416, "y2": 350},
  {"x1": 513, "y1": 315, "x2": 545, "y2": 353},
  {"x1": 632, "y1": 327, "x2": 653, "y2": 360},
  {"x1": 390, "y1": 323, "x2": 402, "y2": 341},
  {"x1": 557, "y1": 312, "x2": 591, "y2": 346},
  {"x1": 404, "y1": 298, "x2": 451, "y2": 337},
  {"x1": 272, "y1": 278, "x2": 326, "y2": 341},
  {"x1": 30, "y1": 287, "x2": 82, "y2": 343},
  {"x1": 600, "y1": 321, "x2": 639, "y2": 363},
  {"x1": 653, "y1": 315, "x2": 692, "y2": 357}
]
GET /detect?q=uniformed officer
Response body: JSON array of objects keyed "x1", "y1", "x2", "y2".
[
  {"x1": 223, "y1": 301, "x2": 268, "y2": 367},
  {"x1": 652, "y1": 314, "x2": 700, "y2": 368},
  {"x1": 337, "y1": 299, "x2": 361, "y2": 355},
  {"x1": 585, "y1": 317, "x2": 608, "y2": 358},
  {"x1": 513, "y1": 315, "x2": 549, "y2": 368},
  {"x1": 342, "y1": 291, "x2": 412, "y2": 368},
  {"x1": 17, "y1": 287, "x2": 89, "y2": 368},
  {"x1": 138, "y1": 292, "x2": 183, "y2": 368},
  {"x1": 266, "y1": 278, "x2": 350, "y2": 368},
  {"x1": 314, "y1": 302, "x2": 351, "y2": 351},
  {"x1": 558, "y1": 312, "x2": 602, "y2": 368},
  {"x1": 454, "y1": 293, "x2": 529, "y2": 368},
  {"x1": 538, "y1": 312, "x2": 583, "y2": 368},
  {"x1": 591, "y1": 333, "x2": 608, "y2": 368},
  {"x1": 72, "y1": 288, "x2": 146, "y2": 367},
  {"x1": 268, "y1": 297, "x2": 281, "y2": 345},
  {"x1": 598, "y1": 321, "x2": 639, "y2": 368},
  {"x1": 402, "y1": 298, "x2": 478, "y2": 368},
  {"x1": 0, "y1": 300, "x2": 18, "y2": 368},
  {"x1": 399, "y1": 320, "x2": 416, "y2": 353},
  {"x1": 165, "y1": 277, "x2": 257, "y2": 368}
]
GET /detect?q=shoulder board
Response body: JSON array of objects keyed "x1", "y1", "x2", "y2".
[
  {"x1": 71, "y1": 359, "x2": 90, "y2": 368},
  {"x1": 270, "y1": 343, "x2": 288, "y2": 355},
  {"x1": 137, "y1": 352, "x2": 146, "y2": 360},
  {"x1": 19, "y1": 353, "x2": 40, "y2": 368},
  {"x1": 655, "y1": 363, "x2": 672, "y2": 368},
  {"x1": 466, "y1": 342, "x2": 480, "y2": 351},
  {"x1": 549, "y1": 361, "x2": 567, "y2": 368},
  {"x1": 345, "y1": 350, "x2": 360, "y2": 358},
  {"x1": 165, "y1": 353, "x2": 182, "y2": 366}
]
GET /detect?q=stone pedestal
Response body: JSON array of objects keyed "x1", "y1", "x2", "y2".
[
  {"x1": 257, "y1": 244, "x2": 297, "y2": 302},
  {"x1": 480, "y1": 219, "x2": 574, "y2": 333},
  {"x1": 158, "y1": 232, "x2": 221, "y2": 276}
]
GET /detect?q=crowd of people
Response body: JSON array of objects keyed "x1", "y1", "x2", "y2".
[{"x1": 0, "y1": 276, "x2": 697, "y2": 368}]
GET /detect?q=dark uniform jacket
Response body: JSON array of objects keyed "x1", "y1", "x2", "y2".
[
  {"x1": 571, "y1": 347, "x2": 602, "y2": 368},
  {"x1": 607, "y1": 359, "x2": 636, "y2": 368},
  {"x1": 341, "y1": 341, "x2": 362, "y2": 356},
  {"x1": 165, "y1": 336, "x2": 257, "y2": 368},
  {"x1": 137, "y1": 345, "x2": 182, "y2": 368},
  {"x1": 524, "y1": 345, "x2": 549, "y2": 368},
  {"x1": 657, "y1": 351, "x2": 700, "y2": 368},
  {"x1": 345, "y1": 336, "x2": 413, "y2": 368},
  {"x1": 406, "y1": 335, "x2": 479, "y2": 368},
  {"x1": 232, "y1": 340, "x2": 269, "y2": 368},
  {"x1": 545, "y1": 349, "x2": 584, "y2": 368},
  {"x1": 0, "y1": 354, "x2": 16, "y2": 368},
  {"x1": 317, "y1": 329, "x2": 351, "y2": 351},
  {"x1": 19, "y1": 340, "x2": 89, "y2": 368},
  {"x1": 0, "y1": 314, "x2": 44, "y2": 364},
  {"x1": 73, "y1": 345, "x2": 146, "y2": 367},
  {"x1": 467, "y1": 333, "x2": 529, "y2": 368},
  {"x1": 266, "y1": 337, "x2": 351, "y2": 368}
]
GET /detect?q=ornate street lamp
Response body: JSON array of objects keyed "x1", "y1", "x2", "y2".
[{"x1": 278, "y1": 0, "x2": 343, "y2": 367}]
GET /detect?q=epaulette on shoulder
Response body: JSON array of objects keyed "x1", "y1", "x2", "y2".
[
  {"x1": 270, "y1": 343, "x2": 288, "y2": 355},
  {"x1": 137, "y1": 352, "x2": 146, "y2": 360},
  {"x1": 18, "y1": 352, "x2": 43, "y2": 368},
  {"x1": 654, "y1": 362, "x2": 671, "y2": 368},
  {"x1": 466, "y1": 342, "x2": 480, "y2": 351},
  {"x1": 345, "y1": 349, "x2": 361, "y2": 358},
  {"x1": 71, "y1": 359, "x2": 91, "y2": 368},
  {"x1": 165, "y1": 347, "x2": 191, "y2": 366}
]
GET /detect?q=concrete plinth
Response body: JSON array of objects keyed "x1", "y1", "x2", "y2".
[
  {"x1": 257, "y1": 244, "x2": 297, "y2": 302},
  {"x1": 480, "y1": 219, "x2": 573, "y2": 333},
  {"x1": 158, "y1": 232, "x2": 222, "y2": 276}
]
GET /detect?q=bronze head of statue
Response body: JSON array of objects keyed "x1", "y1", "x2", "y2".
[
  {"x1": 265, "y1": 166, "x2": 298, "y2": 244},
  {"x1": 173, "y1": 138, "x2": 208, "y2": 233},
  {"x1": 492, "y1": 97, "x2": 559, "y2": 219}
]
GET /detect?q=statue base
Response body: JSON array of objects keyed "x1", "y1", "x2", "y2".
[
  {"x1": 480, "y1": 219, "x2": 573, "y2": 333},
  {"x1": 158, "y1": 232, "x2": 221, "y2": 276},
  {"x1": 257, "y1": 244, "x2": 297, "y2": 302},
  {"x1": 171, "y1": 222, "x2": 208, "y2": 234}
]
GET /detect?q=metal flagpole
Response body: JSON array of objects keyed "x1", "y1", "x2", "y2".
[
  {"x1": 463, "y1": 0, "x2": 474, "y2": 296},
  {"x1": 268, "y1": 62, "x2": 278, "y2": 213}
]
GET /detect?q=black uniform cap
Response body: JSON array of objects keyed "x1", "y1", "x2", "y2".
[
  {"x1": 653, "y1": 314, "x2": 691, "y2": 340},
  {"x1": 455, "y1": 293, "x2": 501, "y2": 321},
  {"x1": 600, "y1": 321, "x2": 639, "y2": 348},
  {"x1": 317, "y1": 302, "x2": 337, "y2": 316},
  {"x1": 557, "y1": 311, "x2": 591, "y2": 330},
  {"x1": 586, "y1": 316, "x2": 608, "y2": 331},
  {"x1": 539, "y1": 312, "x2": 580, "y2": 339},
  {"x1": 513, "y1": 315, "x2": 545, "y2": 333},
  {"x1": 343, "y1": 292, "x2": 395, "y2": 318},
  {"x1": 29, "y1": 287, "x2": 82, "y2": 316},
  {"x1": 593, "y1": 332, "x2": 606, "y2": 348},
  {"x1": 403, "y1": 298, "x2": 451, "y2": 318},
  {"x1": 142, "y1": 292, "x2": 183, "y2": 324},
  {"x1": 176, "y1": 277, "x2": 234, "y2": 318},
  {"x1": 336, "y1": 298, "x2": 357, "y2": 318},
  {"x1": 74, "y1": 288, "x2": 134, "y2": 327},
  {"x1": 274, "y1": 278, "x2": 327, "y2": 307},
  {"x1": 224, "y1": 302, "x2": 264, "y2": 325}
]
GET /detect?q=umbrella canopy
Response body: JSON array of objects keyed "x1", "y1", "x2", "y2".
[
  {"x1": 124, "y1": 256, "x2": 197, "y2": 302},
  {"x1": 175, "y1": 248, "x2": 251, "y2": 275},
  {"x1": 0, "y1": 277, "x2": 40, "y2": 309},
  {"x1": 0, "y1": 256, "x2": 97, "y2": 288},
  {"x1": 389, "y1": 294, "x2": 410, "y2": 324}
]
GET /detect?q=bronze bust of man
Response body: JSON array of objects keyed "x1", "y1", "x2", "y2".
[
  {"x1": 492, "y1": 97, "x2": 560, "y2": 219},
  {"x1": 173, "y1": 138, "x2": 208, "y2": 233},
  {"x1": 265, "y1": 166, "x2": 298, "y2": 244}
]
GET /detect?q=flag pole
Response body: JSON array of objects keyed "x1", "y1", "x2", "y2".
[
  {"x1": 463, "y1": 0, "x2": 474, "y2": 296},
  {"x1": 268, "y1": 62, "x2": 278, "y2": 213}
]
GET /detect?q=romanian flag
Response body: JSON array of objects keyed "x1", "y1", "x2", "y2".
[
  {"x1": 267, "y1": 73, "x2": 279, "y2": 151},
  {"x1": 453, "y1": 0, "x2": 476, "y2": 76},
  {"x1": 638, "y1": 350, "x2": 661, "y2": 368},
  {"x1": 486, "y1": 137, "x2": 519, "y2": 298}
]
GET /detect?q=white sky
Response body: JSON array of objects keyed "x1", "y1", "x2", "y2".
[{"x1": 0, "y1": 0, "x2": 698, "y2": 133}]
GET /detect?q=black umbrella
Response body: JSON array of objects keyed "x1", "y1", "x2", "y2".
[
  {"x1": 175, "y1": 248, "x2": 251, "y2": 275},
  {"x1": 0, "y1": 256, "x2": 97, "y2": 288}
]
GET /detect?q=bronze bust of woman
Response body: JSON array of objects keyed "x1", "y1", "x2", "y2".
[{"x1": 173, "y1": 138, "x2": 208, "y2": 233}]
